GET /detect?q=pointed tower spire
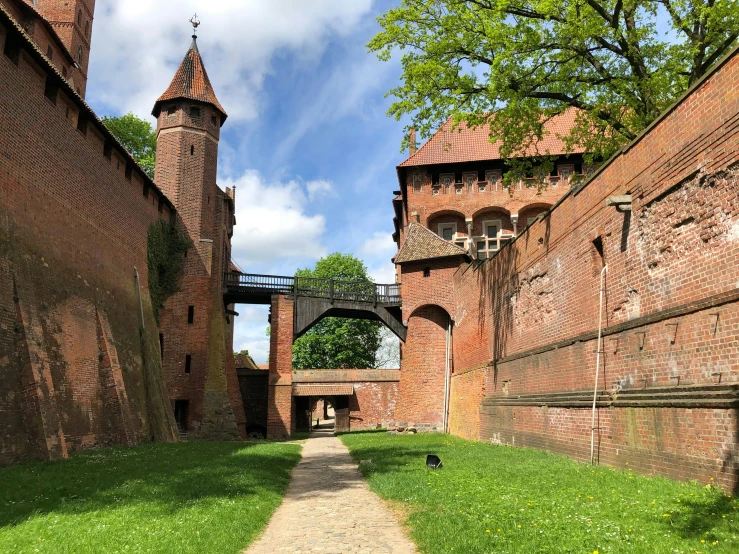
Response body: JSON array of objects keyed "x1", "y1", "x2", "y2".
[{"x1": 151, "y1": 15, "x2": 227, "y2": 123}]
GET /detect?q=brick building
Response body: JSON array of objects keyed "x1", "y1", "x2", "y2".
[
  {"x1": 0, "y1": 0, "x2": 244, "y2": 465},
  {"x1": 392, "y1": 44, "x2": 739, "y2": 490}
]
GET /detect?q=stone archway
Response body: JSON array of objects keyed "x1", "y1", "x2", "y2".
[{"x1": 394, "y1": 305, "x2": 452, "y2": 430}]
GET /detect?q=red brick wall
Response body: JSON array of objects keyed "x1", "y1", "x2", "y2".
[
  {"x1": 349, "y1": 381, "x2": 398, "y2": 429},
  {"x1": 267, "y1": 295, "x2": 294, "y2": 438},
  {"x1": 0, "y1": 18, "x2": 176, "y2": 465},
  {"x1": 395, "y1": 304, "x2": 450, "y2": 429},
  {"x1": 448, "y1": 367, "x2": 486, "y2": 440},
  {"x1": 398, "y1": 45, "x2": 739, "y2": 490}
]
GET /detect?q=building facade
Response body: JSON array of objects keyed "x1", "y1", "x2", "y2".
[{"x1": 392, "y1": 47, "x2": 739, "y2": 491}]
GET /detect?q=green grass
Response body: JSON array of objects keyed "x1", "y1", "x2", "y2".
[
  {"x1": 0, "y1": 441, "x2": 301, "y2": 553},
  {"x1": 341, "y1": 432, "x2": 738, "y2": 554}
]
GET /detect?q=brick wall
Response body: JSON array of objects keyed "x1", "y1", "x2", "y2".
[
  {"x1": 448, "y1": 367, "x2": 486, "y2": 440},
  {"x1": 267, "y1": 295, "x2": 294, "y2": 438},
  {"x1": 398, "y1": 44, "x2": 739, "y2": 490},
  {"x1": 0, "y1": 15, "x2": 177, "y2": 465}
]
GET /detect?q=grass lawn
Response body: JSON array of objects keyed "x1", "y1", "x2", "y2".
[
  {"x1": 341, "y1": 432, "x2": 738, "y2": 554},
  {"x1": 0, "y1": 441, "x2": 302, "y2": 553}
]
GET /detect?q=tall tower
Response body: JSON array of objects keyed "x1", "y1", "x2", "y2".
[
  {"x1": 33, "y1": 0, "x2": 96, "y2": 95},
  {"x1": 152, "y1": 29, "x2": 244, "y2": 439}
]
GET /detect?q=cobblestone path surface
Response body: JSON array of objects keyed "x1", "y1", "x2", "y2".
[{"x1": 244, "y1": 431, "x2": 417, "y2": 553}]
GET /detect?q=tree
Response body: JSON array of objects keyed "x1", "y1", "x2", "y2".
[
  {"x1": 370, "y1": 0, "x2": 739, "y2": 183},
  {"x1": 101, "y1": 112, "x2": 157, "y2": 178},
  {"x1": 292, "y1": 253, "x2": 384, "y2": 369}
]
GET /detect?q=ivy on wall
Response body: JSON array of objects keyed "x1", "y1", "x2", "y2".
[{"x1": 147, "y1": 220, "x2": 192, "y2": 324}]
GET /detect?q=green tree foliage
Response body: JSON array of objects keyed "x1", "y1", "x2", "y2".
[
  {"x1": 147, "y1": 220, "x2": 192, "y2": 324},
  {"x1": 292, "y1": 254, "x2": 383, "y2": 370},
  {"x1": 101, "y1": 112, "x2": 157, "y2": 178},
  {"x1": 370, "y1": 0, "x2": 739, "y2": 183}
]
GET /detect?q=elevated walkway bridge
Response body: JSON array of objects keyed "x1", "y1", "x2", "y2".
[{"x1": 223, "y1": 272, "x2": 406, "y2": 341}]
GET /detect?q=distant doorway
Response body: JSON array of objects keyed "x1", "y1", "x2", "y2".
[{"x1": 174, "y1": 400, "x2": 189, "y2": 432}]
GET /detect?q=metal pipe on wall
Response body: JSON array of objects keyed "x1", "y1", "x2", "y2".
[
  {"x1": 443, "y1": 316, "x2": 452, "y2": 432},
  {"x1": 590, "y1": 265, "x2": 608, "y2": 465}
]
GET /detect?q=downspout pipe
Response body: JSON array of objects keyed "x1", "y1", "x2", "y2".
[
  {"x1": 590, "y1": 264, "x2": 607, "y2": 465},
  {"x1": 443, "y1": 317, "x2": 452, "y2": 432}
]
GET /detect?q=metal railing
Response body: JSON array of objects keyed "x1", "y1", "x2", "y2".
[{"x1": 224, "y1": 272, "x2": 401, "y2": 305}]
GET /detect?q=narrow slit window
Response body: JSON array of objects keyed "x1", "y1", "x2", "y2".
[
  {"x1": 190, "y1": 145, "x2": 194, "y2": 155},
  {"x1": 185, "y1": 354, "x2": 192, "y2": 374},
  {"x1": 124, "y1": 164, "x2": 132, "y2": 181},
  {"x1": 187, "y1": 306, "x2": 194, "y2": 324},
  {"x1": 3, "y1": 34, "x2": 21, "y2": 65},
  {"x1": 44, "y1": 76, "x2": 58, "y2": 104},
  {"x1": 159, "y1": 333, "x2": 164, "y2": 361}
]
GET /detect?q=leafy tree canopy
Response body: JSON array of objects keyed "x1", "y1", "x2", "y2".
[
  {"x1": 101, "y1": 112, "x2": 157, "y2": 178},
  {"x1": 370, "y1": 0, "x2": 739, "y2": 180},
  {"x1": 293, "y1": 253, "x2": 383, "y2": 370}
]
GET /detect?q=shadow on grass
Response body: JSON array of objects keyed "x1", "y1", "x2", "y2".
[
  {"x1": 0, "y1": 441, "x2": 300, "y2": 529},
  {"x1": 669, "y1": 493, "x2": 736, "y2": 541}
]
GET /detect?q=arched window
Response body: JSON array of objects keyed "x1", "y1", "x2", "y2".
[
  {"x1": 77, "y1": 10, "x2": 82, "y2": 25},
  {"x1": 77, "y1": 46, "x2": 83, "y2": 64}
]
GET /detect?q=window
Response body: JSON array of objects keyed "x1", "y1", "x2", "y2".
[
  {"x1": 558, "y1": 164, "x2": 574, "y2": 185},
  {"x1": 3, "y1": 33, "x2": 20, "y2": 65},
  {"x1": 62, "y1": 66, "x2": 68, "y2": 78},
  {"x1": 158, "y1": 197, "x2": 163, "y2": 214},
  {"x1": 475, "y1": 220, "x2": 511, "y2": 259},
  {"x1": 455, "y1": 184, "x2": 463, "y2": 195},
  {"x1": 44, "y1": 76, "x2": 58, "y2": 104},
  {"x1": 188, "y1": 306, "x2": 194, "y2": 324},
  {"x1": 190, "y1": 145, "x2": 195, "y2": 155},
  {"x1": 76, "y1": 114, "x2": 87, "y2": 135},
  {"x1": 125, "y1": 163, "x2": 132, "y2": 181},
  {"x1": 438, "y1": 222, "x2": 457, "y2": 241},
  {"x1": 77, "y1": 46, "x2": 83, "y2": 65},
  {"x1": 167, "y1": 105, "x2": 177, "y2": 116},
  {"x1": 211, "y1": 115, "x2": 217, "y2": 126},
  {"x1": 485, "y1": 170, "x2": 501, "y2": 192},
  {"x1": 46, "y1": 46, "x2": 53, "y2": 60},
  {"x1": 463, "y1": 173, "x2": 476, "y2": 193},
  {"x1": 440, "y1": 173, "x2": 454, "y2": 194},
  {"x1": 143, "y1": 183, "x2": 149, "y2": 198},
  {"x1": 412, "y1": 171, "x2": 422, "y2": 193},
  {"x1": 159, "y1": 333, "x2": 164, "y2": 361},
  {"x1": 190, "y1": 107, "x2": 201, "y2": 118},
  {"x1": 185, "y1": 354, "x2": 192, "y2": 373},
  {"x1": 423, "y1": 267, "x2": 431, "y2": 277}
]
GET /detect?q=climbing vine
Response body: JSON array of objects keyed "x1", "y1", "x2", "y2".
[{"x1": 147, "y1": 220, "x2": 192, "y2": 324}]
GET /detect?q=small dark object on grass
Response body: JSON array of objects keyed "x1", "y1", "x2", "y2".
[{"x1": 426, "y1": 454, "x2": 442, "y2": 469}]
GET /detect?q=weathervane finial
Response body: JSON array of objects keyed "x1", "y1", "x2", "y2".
[{"x1": 190, "y1": 14, "x2": 200, "y2": 37}]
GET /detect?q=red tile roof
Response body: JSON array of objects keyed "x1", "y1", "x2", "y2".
[
  {"x1": 394, "y1": 223, "x2": 467, "y2": 264},
  {"x1": 152, "y1": 37, "x2": 227, "y2": 121},
  {"x1": 399, "y1": 108, "x2": 583, "y2": 167},
  {"x1": 234, "y1": 352, "x2": 261, "y2": 370}
]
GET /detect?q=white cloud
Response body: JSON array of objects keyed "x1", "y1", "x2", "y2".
[
  {"x1": 306, "y1": 179, "x2": 335, "y2": 201},
  {"x1": 88, "y1": 1, "x2": 373, "y2": 120},
  {"x1": 360, "y1": 231, "x2": 396, "y2": 258},
  {"x1": 224, "y1": 170, "x2": 328, "y2": 268}
]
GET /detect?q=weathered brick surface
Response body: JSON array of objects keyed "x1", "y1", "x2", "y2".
[
  {"x1": 448, "y1": 367, "x2": 486, "y2": 440},
  {"x1": 267, "y1": 295, "x2": 294, "y2": 438},
  {"x1": 396, "y1": 45, "x2": 739, "y2": 490},
  {"x1": 0, "y1": 16, "x2": 177, "y2": 464}
]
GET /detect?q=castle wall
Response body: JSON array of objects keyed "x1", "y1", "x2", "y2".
[
  {"x1": 431, "y1": 45, "x2": 739, "y2": 490},
  {"x1": 0, "y1": 15, "x2": 177, "y2": 465}
]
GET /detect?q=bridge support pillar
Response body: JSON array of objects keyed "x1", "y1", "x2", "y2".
[{"x1": 267, "y1": 295, "x2": 294, "y2": 438}]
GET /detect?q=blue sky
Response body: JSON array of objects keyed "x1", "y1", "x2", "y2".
[{"x1": 86, "y1": 1, "x2": 407, "y2": 363}]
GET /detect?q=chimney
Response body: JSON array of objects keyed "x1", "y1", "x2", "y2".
[{"x1": 409, "y1": 127, "x2": 417, "y2": 156}]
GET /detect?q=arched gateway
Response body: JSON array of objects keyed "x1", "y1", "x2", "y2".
[{"x1": 224, "y1": 272, "x2": 406, "y2": 437}]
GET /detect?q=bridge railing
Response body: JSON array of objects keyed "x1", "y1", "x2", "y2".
[{"x1": 224, "y1": 272, "x2": 401, "y2": 305}]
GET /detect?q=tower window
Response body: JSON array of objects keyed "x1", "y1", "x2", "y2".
[
  {"x1": 77, "y1": 46, "x2": 83, "y2": 64},
  {"x1": 188, "y1": 306, "x2": 194, "y2": 324},
  {"x1": 124, "y1": 163, "x2": 132, "y2": 181},
  {"x1": 143, "y1": 183, "x2": 149, "y2": 198},
  {"x1": 46, "y1": 46, "x2": 53, "y2": 60},
  {"x1": 185, "y1": 354, "x2": 192, "y2": 373},
  {"x1": 423, "y1": 267, "x2": 431, "y2": 277},
  {"x1": 159, "y1": 333, "x2": 164, "y2": 361},
  {"x1": 211, "y1": 115, "x2": 217, "y2": 126},
  {"x1": 167, "y1": 105, "x2": 177, "y2": 116},
  {"x1": 190, "y1": 145, "x2": 194, "y2": 155},
  {"x1": 44, "y1": 76, "x2": 58, "y2": 104},
  {"x1": 3, "y1": 34, "x2": 20, "y2": 65},
  {"x1": 190, "y1": 107, "x2": 201, "y2": 118}
]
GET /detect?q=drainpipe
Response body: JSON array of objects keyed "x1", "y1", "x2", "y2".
[
  {"x1": 443, "y1": 317, "x2": 452, "y2": 432},
  {"x1": 590, "y1": 264, "x2": 608, "y2": 465}
]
